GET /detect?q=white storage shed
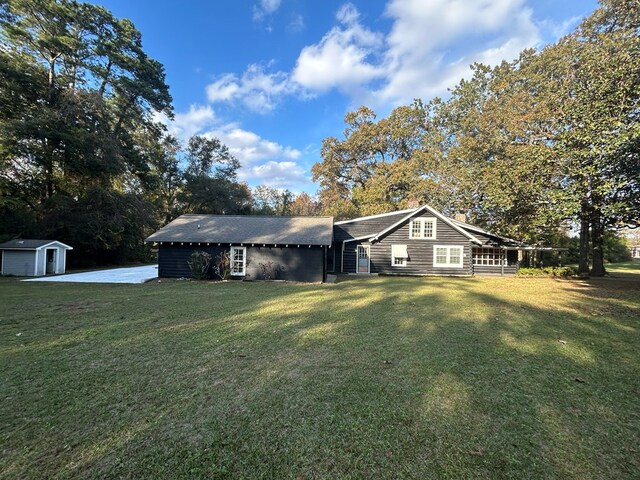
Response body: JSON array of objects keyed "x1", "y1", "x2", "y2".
[{"x1": 0, "y1": 239, "x2": 73, "y2": 276}]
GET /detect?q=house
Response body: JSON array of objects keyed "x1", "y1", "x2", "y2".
[
  {"x1": 145, "y1": 214, "x2": 334, "y2": 282},
  {"x1": 631, "y1": 245, "x2": 640, "y2": 260},
  {"x1": 0, "y1": 239, "x2": 73, "y2": 276},
  {"x1": 330, "y1": 205, "x2": 523, "y2": 276}
]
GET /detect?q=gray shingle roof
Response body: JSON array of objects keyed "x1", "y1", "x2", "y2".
[
  {"x1": 146, "y1": 214, "x2": 334, "y2": 245},
  {"x1": 0, "y1": 239, "x2": 72, "y2": 250}
]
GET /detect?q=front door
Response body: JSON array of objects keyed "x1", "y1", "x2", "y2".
[{"x1": 357, "y1": 245, "x2": 370, "y2": 274}]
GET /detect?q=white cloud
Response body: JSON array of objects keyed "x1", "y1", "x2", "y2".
[
  {"x1": 253, "y1": 0, "x2": 282, "y2": 21},
  {"x1": 203, "y1": 124, "x2": 306, "y2": 187},
  {"x1": 153, "y1": 104, "x2": 216, "y2": 140},
  {"x1": 154, "y1": 104, "x2": 308, "y2": 189},
  {"x1": 207, "y1": 2, "x2": 542, "y2": 114},
  {"x1": 206, "y1": 124, "x2": 301, "y2": 166},
  {"x1": 377, "y1": 0, "x2": 540, "y2": 103},
  {"x1": 291, "y1": 3, "x2": 384, "y2": 93},
  {"x1": 206, "y1": 64, "x2": 297, "y2": 113},
  {"x1": 241, "y1": 161, "x2": 311, "y2": 188}
]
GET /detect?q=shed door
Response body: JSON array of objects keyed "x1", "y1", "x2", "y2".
[
  {"x1": 357, "y1": 245, "x2": 370, "y2": 274},
  {"x1": 46, "y1": 249, "x2": 56, "y2": 274}
]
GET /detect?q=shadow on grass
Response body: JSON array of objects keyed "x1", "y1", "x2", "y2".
[{"x1": 1, "y1": 275, "x2": 638, "y2": 479}]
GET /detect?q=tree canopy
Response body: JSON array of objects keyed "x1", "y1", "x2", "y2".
[
  {"x1": 312, "y1": 0, "x2": 640, "y2": 275},
  {"x1": 0, "y1": 0, "x2": 254, "y2": 265}
]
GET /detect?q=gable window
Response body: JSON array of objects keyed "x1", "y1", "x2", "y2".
[
  {"x1": 433, "y1": 245, "x2": 464, "y2": 268},
  {"x1": 391, "y1": 244, "x2": 408, "y2": 267},
  {"x1": 409, "y1": 218, "x2": 436, "y2": 239},
  {"x1": 230, "y1": 246, "x2": 246, "y2": 276}
]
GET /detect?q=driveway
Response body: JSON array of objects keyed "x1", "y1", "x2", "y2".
[{"x1": 23, "y1": 265, "x2": 158, "y2": 284}]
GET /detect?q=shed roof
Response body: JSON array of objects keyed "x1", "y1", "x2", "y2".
[
  {"x1": 0, "y1": 239, "x2": 73, "y2": 250},
  {"x1": 146, "y1": 214, "x2": 334, "y2": 246}
]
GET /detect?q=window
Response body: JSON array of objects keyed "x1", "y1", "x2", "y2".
[
  {"x1": 391, "y1": 244, "x2": 408, "y2": 267},
  {"x1": 230, "y1": 246, "x2": 246, "y2": 276},
  {"x1": 409, "y1": 218, "x2": 436, "y2": 239},
  {"x1": 472, "y1": 247, "x2": 504, "y2": 266},
  {"x1": 433, "y1": 245, "x2": 464, "y2": 268}
]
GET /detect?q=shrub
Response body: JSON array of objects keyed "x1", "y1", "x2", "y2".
[
  {"x1": 213, "y1": 251, "x2": 231, "y2": 280},
  {"x1": 258, "y1": 261, "x2": 283, "y2": 280},
  {"x1": 517, "y1": 266, "x2": 578, "y2": 278},
  {"x1": 187, "y1": 251, "x2": 212, "y2": 280}
]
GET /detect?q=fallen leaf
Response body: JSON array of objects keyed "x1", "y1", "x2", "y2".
[
  {"x1": 559, "y1": 339, "x2": 567, "y2": 344},
  {"x1": 574, "y1": 377, "x2": 585, "y2": 383}
]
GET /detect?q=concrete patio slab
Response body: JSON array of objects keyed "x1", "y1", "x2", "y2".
[{"x1": 23, "y1": 265, "x2": 158, "y2": 284}]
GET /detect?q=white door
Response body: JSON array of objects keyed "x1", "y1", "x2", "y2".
[{"x1": 357, "y1": 245, "x2": 370, "y2": 274}]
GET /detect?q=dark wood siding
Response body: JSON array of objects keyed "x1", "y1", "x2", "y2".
[
  {"x1": 245, "y1": 246, "x2": 324, "y2": 282},
  {"x1": 158, "y1": 244, "x2": 325, "y2": 282},
  {"x1": 333, "y1": 211, "x2": 410, "y2": 241},
  {"x1": 158, "y1": 244, "x2": 224, "y2": 278},
  {"x1": 341, "y1": 213, "x2": 473, "y2": 275},
  {"x1": 327, "y1": 243, "x2": 338, "y2": 273}
]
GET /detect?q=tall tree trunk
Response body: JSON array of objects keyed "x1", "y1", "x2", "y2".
[
  {"x1": 578, "y1": 201, "x2": 590, "y2": 275},
  {"x1": 590, "y1": 209, "x2": 606, "y2": 276},
  {"x1": 45, "y1": 56, "x2": 60, "y2": 199}
]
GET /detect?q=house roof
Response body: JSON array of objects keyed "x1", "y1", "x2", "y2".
[
  {"x1": 334, "y1": 208, "x2": 416, "y2": 225},
  {"x1": 146, "y1": 214, "x2": 334, "y2": 246},
  {"x1": 334, "y1": 205, "x2": 525, "y2": 247},
  {"x1": 368, "y1": 205, "x2": 482, "y2": 245},
  {"x1": 0, "y1": 239, "x2": 73, "y2": 250},
  {"x1": 449, "y1": 219, "x2": 522, "y2": 246}
]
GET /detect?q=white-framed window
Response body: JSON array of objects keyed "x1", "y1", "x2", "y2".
[
  {"x1": 433, "y1": 245, "x2": 464, "y2": 268},
  {"x1": 230, "y1": 246, "x2": 246, "y2": 276},
  {"x1": 391, "y1": 244, "x2": 408, "y2": 267},
  {"x1": 409, "y1": 218, "x2": 436, "y2": 239},
  {"x1": 472, "y1": 247, "x2": 504, "y2": 266}
]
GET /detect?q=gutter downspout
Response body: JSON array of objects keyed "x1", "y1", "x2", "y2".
[
  {"x1": 341, "y1": 242, "x2": 345, "y2": 273},
  {"x1": 501, "y1": 247, "x2": 505, "y2": 276}
]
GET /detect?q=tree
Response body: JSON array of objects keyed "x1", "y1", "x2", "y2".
[
  {"x1": 179, "y1": 135, "x2": 251, "y2": 215},
  {"x1": 289, "y1": 192, "x2": 321, "y2": 216},
  {"x1": 0, "y1": 0, "x2": 173, "y2": 264},
  {"x1": 312, "y1": 101, "x2": 430, "y2": 219},
  {"x1": 545, "y1": 0, "x2": 640, "y2": 275},
  {"x1": 252, "y1": 185, "x2": 294, "y2": 215}
]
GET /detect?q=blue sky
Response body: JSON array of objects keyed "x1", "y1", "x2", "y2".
[{"x1": 93, "y1": 0, "x2": 598, "y2": 193}]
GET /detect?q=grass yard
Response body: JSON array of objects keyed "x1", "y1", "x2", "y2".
[{"x1": 1, "y1": 273, "x2": 639, "y2": 479}]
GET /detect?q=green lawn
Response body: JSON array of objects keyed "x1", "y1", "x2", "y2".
[{"x1": 1, "y1": 273, "x2": 639, "y2": 479}]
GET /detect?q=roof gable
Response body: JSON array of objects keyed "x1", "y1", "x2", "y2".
[
  {"x1": 368, "y1": 205, "x2": 482, "y2": 244},
  {"x1": 146, "y1": 214, "x2": 334, "y2": 245}
]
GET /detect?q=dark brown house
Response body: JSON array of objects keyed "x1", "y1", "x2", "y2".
[
  {"x1": 330, "y1": 205, "x2": 523, "y2": 276},
  {"x1": 145, "y1": 214, "x2": 333, "y2": 282}
]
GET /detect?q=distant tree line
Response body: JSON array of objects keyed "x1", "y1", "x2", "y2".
[
  {"x1": 312, "y1": 0, "x2": 640, "y2": 276},
  {"x1": 0, "y1": 0, "x2": 319, "y2": 267}
]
